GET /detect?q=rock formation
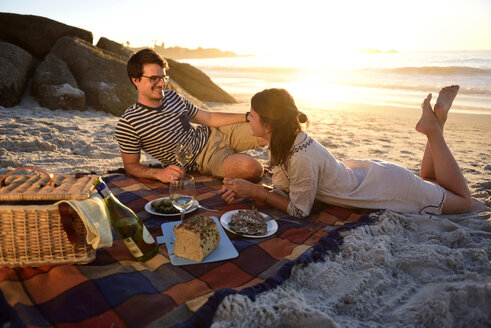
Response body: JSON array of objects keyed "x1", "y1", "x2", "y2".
[
  {"x1": 0, "y1": 13, "x2": 237, "y2": 113},
  {"x1": 166, "y1": 58, "x2": 237, "y2": 104},
  {"x1": 0, "y1": 41, "x2": 35, "y2": 107},
  {"x1": 96, "y1": 37, "x2": 134, "y2": 60},
  {"x1": 50, "y1": 36, "x2": 136, "y2": 116},
  {"x1": 0, "y1": 13, "x2": 93, "y2": 59},
  {"x1": 31, "y1": 54, "x2": 86, "y2": 110}
]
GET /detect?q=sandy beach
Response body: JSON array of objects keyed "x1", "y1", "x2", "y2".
[{"x1": 1, "y1": 89, "x2": 490, "y2": 326}]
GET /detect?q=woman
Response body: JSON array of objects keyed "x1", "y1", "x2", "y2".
[{"x1": 219, "y1": 86, "x2": 472, "y2": 217}]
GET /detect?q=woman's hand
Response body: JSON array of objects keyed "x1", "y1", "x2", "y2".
[
  {"x1": 218, "y1": 187, "x2": 241, "y2": 204},
  {"x1": 220, "y1": 178, "x2": 291, "y2": 214},
  {"x1": 218, "y1": 178, "x2": 259, "y2": 204}
]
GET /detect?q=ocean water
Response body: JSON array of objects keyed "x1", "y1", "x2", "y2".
[{"x1": 184, "y1": 50, "x2": 491, "y2": 116}]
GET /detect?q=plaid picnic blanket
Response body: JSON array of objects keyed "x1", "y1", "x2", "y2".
[{"x1": 0, "y1": 173, "x2": 375, "y2": 328}]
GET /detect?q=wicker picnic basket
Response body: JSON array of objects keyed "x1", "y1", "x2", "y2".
[{"x1": 0, "y1": 167, "x2": 97, "y2": 267}]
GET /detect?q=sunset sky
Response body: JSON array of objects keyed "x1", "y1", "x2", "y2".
[{"x1": 1, "y1": 0, "x2": 490, "y2": 55}]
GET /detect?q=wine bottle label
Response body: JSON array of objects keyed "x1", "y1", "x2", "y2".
[
  {"x1": 142, "y1": 225, "x2": 156, "y2": 244},
  {"x1": 123, "y1": 237, "x2": 144, "y2": 258},
  {"x1": 95, "y1": 183, "x2": 111, "y2": 199}
]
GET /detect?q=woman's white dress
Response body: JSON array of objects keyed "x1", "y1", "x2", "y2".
[{"x1": 272, "y1": 131, "x2": 446, "y2": 217}]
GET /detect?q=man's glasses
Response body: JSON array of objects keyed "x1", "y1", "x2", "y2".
[{"x1": 141, "y1": 74, "x2": 170, "y2": 85}]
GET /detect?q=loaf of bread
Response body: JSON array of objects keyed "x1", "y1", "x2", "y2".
[{"x1": 173, "y1": 215, "x2": 220, "y2": 262}]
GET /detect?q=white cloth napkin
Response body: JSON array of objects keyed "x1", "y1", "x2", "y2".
[{"x1": 56, "y1": 193, "x2": 113, "y2": 249}]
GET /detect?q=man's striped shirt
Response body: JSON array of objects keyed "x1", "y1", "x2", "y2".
[{"x1": 115, "y1": 90, "x2": 210, "y2": 169}]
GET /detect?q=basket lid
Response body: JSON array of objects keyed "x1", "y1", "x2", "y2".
[{"x1": 0, "y1": 168, "x2": 96, "y2": 201}]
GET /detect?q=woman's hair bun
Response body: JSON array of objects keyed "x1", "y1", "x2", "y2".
[{"x1": 298, "y1": 111, "x2": 308, "y2": 123}]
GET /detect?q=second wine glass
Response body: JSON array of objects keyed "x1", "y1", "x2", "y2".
[
  {"x1": 169, "y1": 174, "x2": 196, "y2": 222},
  {"x1": 175, "y1": 144, "x2": 193, "y2": 167}
]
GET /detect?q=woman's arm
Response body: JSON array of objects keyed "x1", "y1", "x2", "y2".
[
  {"x1": 219, "y1": 178, "x2": 290, "y2": 213},
  {"x1": 283, "y1": 156, "x2": 319, "y2": 217}
]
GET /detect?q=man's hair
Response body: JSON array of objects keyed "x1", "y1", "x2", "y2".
[{"x1": 127, "y1": 48, "x2": 169, "y2": 88}]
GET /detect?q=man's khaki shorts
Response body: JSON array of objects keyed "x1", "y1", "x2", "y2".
[{"x1": 194, "y1": 122, "x2": 260, "y2": 177}]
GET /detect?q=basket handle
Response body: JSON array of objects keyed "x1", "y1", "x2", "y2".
[{"x1": 0, "y1": 166, "x2": 55, "y2": 187}]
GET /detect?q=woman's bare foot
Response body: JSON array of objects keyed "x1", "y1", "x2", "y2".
[
  {"x1": 434, "y1": 85, "x2": 459, "y2": 128},
  {"x1": 416, "y1": 93, "x2": 441, "y2": 136}
]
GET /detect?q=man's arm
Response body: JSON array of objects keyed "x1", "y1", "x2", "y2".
[
  {"x1": 121, "y1": 152, "x2": 184, "y2": 183},
  {"x1": 190, "y1": 108, "x2": 247, "y2": 127}
]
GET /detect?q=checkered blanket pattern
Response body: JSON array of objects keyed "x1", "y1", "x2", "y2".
[{"x1": 0, "y1": 173, "x2": 374, "y2": 327}]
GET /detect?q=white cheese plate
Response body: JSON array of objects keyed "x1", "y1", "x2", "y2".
[{"x1": 156, "y1": 216, "x2": 238, "y2": 266}]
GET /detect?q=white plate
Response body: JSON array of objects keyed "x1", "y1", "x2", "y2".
[
  {"x1": 144, "y1": 197, "x2": 199, "y2": 217},
  {"x1": 155, "y1": 216, "x2": 238, "y2": 265},
  {"x1": 220, "y1": 209, "x2": 278, "y2": 238}
]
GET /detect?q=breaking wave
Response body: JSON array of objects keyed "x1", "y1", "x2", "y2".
[{"x1": 362, "y1": 66, "x2": 491, "y2": 76}]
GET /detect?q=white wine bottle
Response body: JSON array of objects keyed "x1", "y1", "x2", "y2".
[{"x1": 93, "y1": 177, "x2": 158, "y2": 262}]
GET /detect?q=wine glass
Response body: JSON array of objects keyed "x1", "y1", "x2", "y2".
[
  {"x1": 169, "y1": 174, "x2": 196, "y2": 222},
  {"x1": 175, "y1": 143, "x2": 193, "y2": 167}
]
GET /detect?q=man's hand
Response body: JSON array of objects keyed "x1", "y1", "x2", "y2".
[
  {"x1": 121, "y1": 152, "x2": 185, "y2": 183},
  {"x1": 153, "y1": 165, "x2": 185, "y2": 183}
]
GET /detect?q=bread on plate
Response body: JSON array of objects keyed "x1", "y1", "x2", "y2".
[{"x1": 173, "y1": 215, "x2": 220, "y2": 262}]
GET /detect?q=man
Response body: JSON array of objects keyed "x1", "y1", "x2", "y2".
[{"x1": 115, "y1": 48, "x2": 265, "y2": 183}]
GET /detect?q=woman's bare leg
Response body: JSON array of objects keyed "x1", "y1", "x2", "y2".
[
  {"x1": 420, "y1": 85, "x2": 459, "y2": 180},
  {"x1": 416, "y1": 89, "x2": 471, "y2": 213}
]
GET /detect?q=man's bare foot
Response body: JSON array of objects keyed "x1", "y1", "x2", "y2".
[
  {"x1": 434, "y1": 85, "x2": 459, "y2": 128},
  {"x1": 416, "y1": 93, "x2": 441, "y2": 136}
]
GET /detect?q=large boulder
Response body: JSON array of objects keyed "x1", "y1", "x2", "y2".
[
  {"x1": 0, "y1": 41, "x2": 35, "y2": 107},
  {"x1": 96, "y1": 37, "x2": 133, "y2": 60},
  {"x1": 50, "y1": 36, "x2": 136, "y2": 116},
  {"x1": 166, "y1": 58, "x2": 237, "y2": 103},
  {"x1": 31, "y1": 54, "x2": 86, "y2": 110},
  {"x1": 0, "y1": 13, "x2": 93, "y2": 59},
  {"x1": 168, "y1": 80, "x2": 210, "y2": 111}
]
